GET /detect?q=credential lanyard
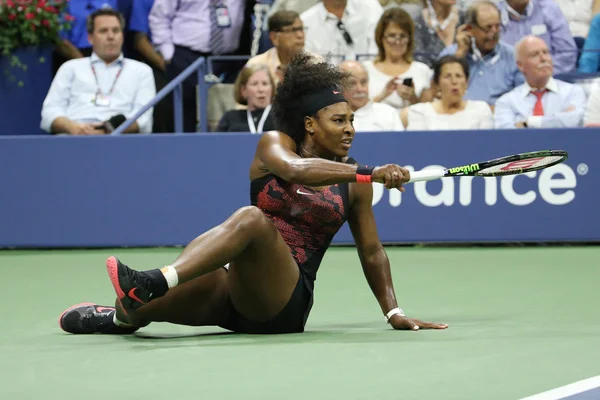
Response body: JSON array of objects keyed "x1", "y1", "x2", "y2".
[
  {"x1": 90, "y1": 59, "x2": 124, "y2": 95},
  {"x1": 247, "y1": 104, "x2": 272, "y2": 134}
]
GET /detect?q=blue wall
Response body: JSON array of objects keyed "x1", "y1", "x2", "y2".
[{"x1": 1, "y1": 129, "x2": 597, "y2": 248}]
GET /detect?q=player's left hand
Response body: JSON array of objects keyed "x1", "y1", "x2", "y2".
[{"x1": 389, "y1": 314, "x2": 448, "y2": 331}]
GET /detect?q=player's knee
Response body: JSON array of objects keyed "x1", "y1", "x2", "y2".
[{"x1": 234, "y1": 206, "x2": 271, "y2": 236}]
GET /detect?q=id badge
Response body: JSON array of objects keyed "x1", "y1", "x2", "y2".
[
  {"x1": 215, "y1": 5, "x2": 231, "y2": 28},
  {"x1": 531, "y1": 24, "x2": 547, "y2": 36},
  {"x1": 95, "y1": 93, "x2": 111, "y2": 107}
]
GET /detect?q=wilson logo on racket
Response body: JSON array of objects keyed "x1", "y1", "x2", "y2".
[
  {"x1": 499, "y1": 158, "x2": 544, "y2": 171},
  {"x1": 447, "y1": 164, "x2": 480, "y2": 175}
]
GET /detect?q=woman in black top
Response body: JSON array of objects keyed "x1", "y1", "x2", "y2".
[{"x1": 216, "y1": 64, "x2": 277, "y2": 134}]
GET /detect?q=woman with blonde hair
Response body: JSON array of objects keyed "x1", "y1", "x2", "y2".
[
  {"x1": 216, "y1": 64, "x2": 276, "y2": 133},
  {"x1": 363, "y1": 7, "x2": 433, "y2": 112}
]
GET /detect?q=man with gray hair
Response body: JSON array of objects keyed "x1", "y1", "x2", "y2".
[
  {"x1": 494, "y1": 35, "x2": 586, "y2": 129},
  {"x1": 339, "y1": 60, "x2": 404, "y2": 132},
  {"x1": 438, "y1": 0, "x2": 523, "y2": 107}
]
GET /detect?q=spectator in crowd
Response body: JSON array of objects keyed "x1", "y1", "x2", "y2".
[
  {"x1": 496, "y1": 0, "x2": 577, "y2": 74},
  {"x1": 339, "y1": 60, "x2": 405, "y2": 131},
  {"x1": 583, "y1": 79, "x2": 600, "y2": 126},
  {"x1": 414, "y1": 0, "x2": 462, "y2": 67},
  {"x1": 578, "y1": 13, "x2": 600, "y2": 72},
  {"x1": 494, "y1": 36, "x2": 586, "y2": 129},
  {"x1": 363, "y1": 8, "x2": 433, "y2": 113},
  {"x1": 128, "y1": 0, "x2": 172, "y2": 133},
  {"x1": 269, "y1": 0, "x2": 320, "y2": 15},
  {"x1": 439, "y1": 1, "x2": 523, "y2": 107},
  {"x1": 379, "y1": 0, "x2": 424, "y2": 21},
  {"x1": 54, "y1": 0, "x2": 118, "y2": 73},
  {"x1": 247, "y1": 10, "x2": 305, "y2": 84},
  {"x1": 216, "y1": 65, "x2": 276, "y2": 133},
  {"x1": 300, "y1": 0, "x2": 383, "y2": 63},
  {"x1": 149, "y1": 0, "x2": 246, "y2": 132},
  {"x1": 457, "y1": 0, "x2": 501, "y2": 12},
  {"x1": 41, "y1": 9, "x2": 155, "y2": 135},
  {"x1": 555, "y1": 0, "x2": 600, "y2": 38},
  {"x1": 402, "y1": 55, "x2": 493, "y2": 130}
]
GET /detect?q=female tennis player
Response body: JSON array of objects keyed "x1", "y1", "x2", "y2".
[{"x1": 59, "y1": 53, "x2": 448, "y2": 335}]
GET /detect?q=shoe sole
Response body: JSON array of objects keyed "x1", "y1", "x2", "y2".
[
  {"x1": 106, "y1": 256, "x2": 129, "y2": 316},
  {"x1": 58, "y1": 302, "x2": 96, "y2": 333}
]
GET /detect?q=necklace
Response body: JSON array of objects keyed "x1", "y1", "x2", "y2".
[{"x1": 300, "y1": 145, "x2": 320, "y2": 158}]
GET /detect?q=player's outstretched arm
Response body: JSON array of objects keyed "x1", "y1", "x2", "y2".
[
  {"x1": 255, "y1": 131, "x2": 409, "y2": 190},
  {"x1": 347, "y1": 182, "x2": 448, "y2": 331}
]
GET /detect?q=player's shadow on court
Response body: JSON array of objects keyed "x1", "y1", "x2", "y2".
[{"x1": 124, "y1": 321, "x2": 456, "y2": 347}]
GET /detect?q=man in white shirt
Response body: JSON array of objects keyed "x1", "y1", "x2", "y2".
[
  {"x1": 41, "y1": 9, "x2": 155, "y2": 134},
  {"x1": 301, "y1": 0, "x2": 383, "y2": 63},
  {"x1": 494, "y1": 35, "x2": 586, "y2": 129},
  {"x1": 583, "y1": 79, "x2": 600, "y2": 126},
  {"x1": 339, "y1": 60, "x2": 404, "y2": 131}
]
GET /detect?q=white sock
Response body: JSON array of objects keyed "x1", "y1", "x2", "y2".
[
  {"x1": 161, "y1": 265, "x2": 179, "y2": 289},
  {"x1": 113, "y1": 313, "x2": 133, "y2": 328}
]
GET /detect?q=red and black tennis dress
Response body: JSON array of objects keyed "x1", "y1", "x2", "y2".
[{"x1": 220, "y1": 172, "x2": 351, "y2": 334}]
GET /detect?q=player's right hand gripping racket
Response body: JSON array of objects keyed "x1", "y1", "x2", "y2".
[{"x1": 408, "y1": 150, "x2": 569, "y2": 183}]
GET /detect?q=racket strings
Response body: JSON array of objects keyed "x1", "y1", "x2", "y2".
[{"x1": 478, "y1": 156, "x2": 565, "y2": 176}]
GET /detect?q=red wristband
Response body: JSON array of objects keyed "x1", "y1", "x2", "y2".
[
  {"x1": 356, "y1": 165, "x2": 374, "y2": 183},
  {"x1": 356, "y1": 174, "x2": 372, "y2": 183}
]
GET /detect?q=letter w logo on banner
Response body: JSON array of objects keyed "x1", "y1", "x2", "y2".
[{"x1": 500, "y1": 158, "x2": 544, "y2": 171}]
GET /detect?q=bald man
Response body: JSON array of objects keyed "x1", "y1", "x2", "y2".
[
  {"x1": 339, "y1": 60, "x2": 404, "y2": 132},
  {"x1": 494, "y1": 35, "x2": 586, "y2": 129}
]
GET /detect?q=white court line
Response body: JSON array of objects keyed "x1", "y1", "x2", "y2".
[{"x1": 519, "y1": 375, "x2": 600, "y2": 400}]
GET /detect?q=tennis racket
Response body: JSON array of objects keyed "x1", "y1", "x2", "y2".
[{"x1": 408, "y1": 150, "x2": 569, "y2": 183}]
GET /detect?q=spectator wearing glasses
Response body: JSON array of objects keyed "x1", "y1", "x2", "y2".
[
  {"x1": 339, "y1": 60, "x2": 405, "y2": 131},
  {"x1": 439, "y1": 1, "x2": 523, "y2": 108},
  {"x1": 300, "y1": 0, "x2": 383, "y2": 63},
  {"x1": 494, "y1": 36, "x2": 585, "y2": 129},
  {"x1": 496, "y1": 0, "x2": 577, "y2": 74},
  {"x1": 363, "y1": 8, "x2": 433, "y2": 113},
  {"x1": 246, "y1": 10, "x2": 306, "y2": 84},
  {"x1": 403, "y1": 55, "x2": 493, "y2": 130}
]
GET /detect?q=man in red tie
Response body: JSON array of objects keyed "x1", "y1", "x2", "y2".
[{"x1": 493, "y1": 35, "x2": 586, "y2": 129}]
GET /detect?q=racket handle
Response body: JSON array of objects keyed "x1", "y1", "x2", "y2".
[{"x1": 407, "y1": 168, "x2": 446, "y2": 183}]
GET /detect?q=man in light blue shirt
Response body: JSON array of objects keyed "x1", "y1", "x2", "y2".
[
  {"x1": 438, "y1": 1, "x2": 523, "y2": 107},
  {"x1": 497, "y1": 0, "x2": 577, "y2": 74},
  {"x1": 41, "y1": 9, "x2": 155, "y2": 134},
  {"x1": 494, "y1": 35, "x2": 586, "y2": 129}
]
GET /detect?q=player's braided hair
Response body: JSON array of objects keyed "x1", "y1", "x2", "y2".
[{"x1": 273, "y1": 52, "x2": 349, "y2": 146}]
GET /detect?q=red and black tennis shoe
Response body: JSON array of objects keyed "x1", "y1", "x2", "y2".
[
  {"x1": 58, "y1": 303, "x2": 138, "y2": 334},
  {"x1": 105, "y1": 256, "x2": 168, "y2": 314}
]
